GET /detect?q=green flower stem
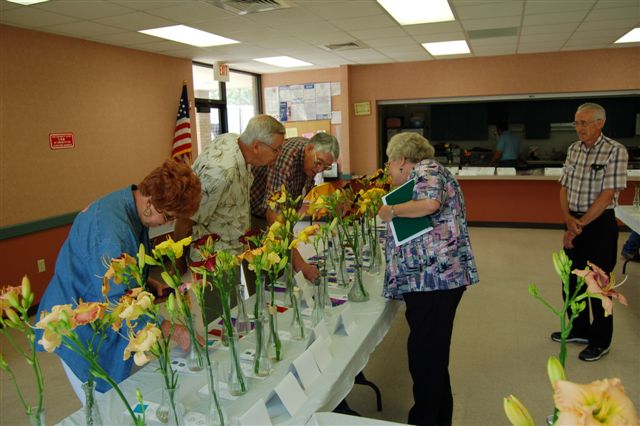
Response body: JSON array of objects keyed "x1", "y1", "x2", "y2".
[
  {"x1": 220, "y1": 274, "x2": 247, "y2": 394},
  {"x1": 253, "y1": 271, "x2": 264, "y2": 376},
  {"x1": 2, "y1": 362, "x2": 30, "y2": 415},
  {"x1": 268, "y1": 273, "x2": 282, "y2": 361}
]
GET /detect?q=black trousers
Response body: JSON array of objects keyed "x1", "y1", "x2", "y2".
[
  {"x1": 564, "y1": 209, "x2": 617, "y2": 348},
  {"x1": 403, "y1": 287, "x2": 465, "y2": 426}
]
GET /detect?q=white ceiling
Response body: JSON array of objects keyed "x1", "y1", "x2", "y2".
[{"x1": 1, "y1": 0, "x2": 638, "y2": 74}]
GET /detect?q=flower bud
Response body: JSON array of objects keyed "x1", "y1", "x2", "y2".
[
  {"x1": 5, "y1": 308, "x2": 21, "y2": 326},
  {"x1": 136, "y1": 388, "x2": 144, "y2": 404},
  {"x1": 5, "y1": 291, "x2": 20, "y2": 311},
  {"x1": 21, "y1": 275, "x2": 32, "y2": 301},
  {"x1": 503, "y1": 395, "x2": 534, "y2": 426},
  {"x1": 547, "y1": 356, "x2": 566, "y2": 386},
  {"x1": 161, "y1": 271, "x2": 178, "y2": 289},
  {"x1": 166, "y1": 293, "x2": 176, "y2": 315}
]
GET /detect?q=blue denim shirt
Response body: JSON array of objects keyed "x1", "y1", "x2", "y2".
[{"x1": 35, "y1": 186, "x2": 150, "y2": 392}]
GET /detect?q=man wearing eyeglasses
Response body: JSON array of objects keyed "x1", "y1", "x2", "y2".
[
  {"x1": 552, "y1": 102, "x2": 628, "y2": 362},
  {"x1": 174, "y1": 114, "x2": 285, "y2": 321},
  {"x1": 250, "y1": 132, "x2": 340, "y2": 282}
]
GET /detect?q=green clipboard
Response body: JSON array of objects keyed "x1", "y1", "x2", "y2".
[{"x1": 382, "y1": 178, "x2": 433, "y2": 245}]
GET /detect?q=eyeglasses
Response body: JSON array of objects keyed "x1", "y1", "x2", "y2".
[
  {"x1": 157, "y1": 208, "x2": 175, "y2": 222},
  {"x1": 314, "y1": 151, "x2": 334, "y2": 171},
  {"x1": 572, "y1": 120, "x2": 597, "y2": 128},
  {"x1": 259, "y1": 140, "x2": 282, "y2": 154}
]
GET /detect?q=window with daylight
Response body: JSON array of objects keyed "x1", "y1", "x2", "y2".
[{"x1": 226, "y1": 70, "x2": 260, "y2": 134}]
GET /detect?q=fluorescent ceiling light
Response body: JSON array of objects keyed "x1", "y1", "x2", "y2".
[
  {"x1": 422, "y1": 40, "x2": 470, "y2": 56},
  {"x1": 614, "y1": 28, "x2": 640, "y2": 43},
  {"x1": 6, "y1": 0, "x2": 48, "y2": 4},
  {"x1": 253, "y1": 56, "x2": 312, "y2": 68},
  {"x1": 377, "y1": 0, "x2": 455, "y2": 25},
  {"x1": 139, "y1": 25, "x2": 238, "y2": 47}
]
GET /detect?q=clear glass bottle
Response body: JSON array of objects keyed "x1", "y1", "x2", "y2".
[{"x1": 83, "y1": 378, "x2": 103, "y2": 426}]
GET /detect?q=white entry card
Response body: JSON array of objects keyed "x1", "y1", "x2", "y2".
[
  {"x1": 309, "y1": 336, "x2": 332, "y2": 372},
  {"x1": 295, "y1": 271, "x2": 315, "y2": 309},
  {"x1": 496, "y1": 167, "x2": 516, "y2": 176},
  {"x1": 274, "y1": 372, "x2": 307, "y2": 417},
  {"x1": 238, "y1": 398, "x2": 272, "y2": 426},
  {"x1": 313, "y1": 320, "x2": 331, "y2": 341},
  {"x1": 292, "y1": 349, "x2": 321, "y2": 390},
  {"x1": 334, "y1": 304, "x2": 357, "y2": 335}
]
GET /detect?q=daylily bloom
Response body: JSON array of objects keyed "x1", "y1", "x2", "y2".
[
  {"x1": 554, "y1": 378, "x2": 638, "y2": 425},
  {"x1": 72, "y1": 301, "x2": 108, "y2": 326},
  {"x1": 572, "y1": 261, "x2": 628, "y2": 317},
  {"x1": 102, "y1": 253, "x2": 139, "y2": 296},
  {"x1": 0, "y1": 285, "x2": 21, "y2": 314},
  {"x1": 35, "y1": 304, "x2": 75, "y2": 352},
  {"x1": 152, "y1": 236, "x2": 192, "y2": 260},
  {"x1": 118, "y1": 289, "x2": 155, "y2": 325},
  {"x1": 123, "y1": 323, "x2": 162, "y2": 366}
]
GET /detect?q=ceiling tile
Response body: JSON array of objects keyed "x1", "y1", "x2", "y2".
[
  {"x1": 414, "y1": 32, "x2": 470, "y2": 43},
  {"x1": 300, "y1": 0, "x2": 384, "y2": 20},
  {"x1": 333, "y1": 14, "x2": 397, "y2": 31},
  {"x1": 377, "y1": 44, "x2": 426, "y2": 56},
  {"x1": 298, "y1": 31, "x2": 360, "y2": 46},
  {"x1": 462, "y1": 16, "x2": 522, "y2": 31},
  {"x1": 0, "y1": 7, "x2": 77, "y2": 28},
  {"x1": 523, "y1": 11, "x2": 587, "y2": 26},
  {"x1": 520, "y1": 32, "x2": 571, "y2": 43},
  {"x1": 145, "y1": 3, "x2": 232, "y2": 24},
  {"x1": 593, "y1": 0, "x2": 640, "y2": 9},
  {"x1": 521, "y1": 23, "x2": 578, "y2": 35},
  {"x1": 86, "y1": 31, "x2": 157, "y2": 46},
  {"x1": 577, "y1": 18, "x2": 639, "y2": 31},
  {"x1": 525, "y1": 0, "x2": 595, "y2": 15},
  {"x1": 454, "y1": 1, "x2": 524, "y2": 19},
  {"x1": 584, "y1": 6, "x2": 640, "y2": 21},
  {"x1": 33, "y1": 1, "x2": 135, "y2": 20},
  {"x1": 402, "y1": 21, "x2": 463, "y2": 36},
  {"x1": 194, "y1": 16, "x2": 265, "y2": 35},
  {"x1": 108, "y1": 1, "x2": 183, "y2": 12},
  {"x1": 244, "y1": 6, "x2": 319, "y2": 25},
  {"x1": 469, "y1": 36, "x2": 518, "y2": 47},
  {"x1": 39, "y1": 21, "x2": 123, "y2": 37},
  {"x1": 348, "y1": 26, "x2": 408, "y2": 40},
  {"x1": 517, "y1": 41, "x2": 565, "y2": 53},
  {"x1": 472, "y1": 45, "x2": 518, "y2": 56},
  {"x1": 364, "y1": 36, "x2": 419, "y2": 48},
  {"x1": 93, "y1": 11, "x2": 174, "y2": 31}
]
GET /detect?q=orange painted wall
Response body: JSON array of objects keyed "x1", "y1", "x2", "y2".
[
  {"x1": 1, "y1": 25, "x2": 193, "y2": 303},
  {"x1": 0, "y1": 226, "x2": 71, "y2": 306}
]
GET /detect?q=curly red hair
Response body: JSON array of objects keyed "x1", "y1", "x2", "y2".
[{"x1": 139, "y1": 160, "x2": 201, "y2": 218}]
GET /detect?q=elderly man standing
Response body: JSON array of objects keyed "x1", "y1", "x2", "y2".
[
  {"x1": 552, "y1": 102, "x2": 628, "y2": 362},
  {"x1": 250, "y1": 132, "x2": 340, "y2": 282},
  {"x1": 175, "y1": 114, "x2": 285, "y2": 320}
]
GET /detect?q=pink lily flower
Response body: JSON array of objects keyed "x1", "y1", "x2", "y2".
[{"x1": 572, "y1": 261, "x2": 628, "y2": 317}]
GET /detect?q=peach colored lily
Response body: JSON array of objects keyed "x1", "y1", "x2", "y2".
[
  {"x1": 123, "y1": 323, "x2": 162, "y2": 367},
  {"x1": 72, "y1": 301, "x2": 108, "y2": 326},
  {"x1": 554, "y1": 378, "x2": 638, "y2": 425}
]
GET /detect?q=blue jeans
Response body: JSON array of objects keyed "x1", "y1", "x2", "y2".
[{"x1": 622, "y1": 232, "x2": 640, "y2": 255}]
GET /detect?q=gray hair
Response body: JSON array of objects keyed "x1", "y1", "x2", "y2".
[
  {"x1": 386, "y1": 132, "x2": 435, "y2": 163},
  {"x1": 577, "y1": 103, "x2": 606, "y2": 121},
  {"x1": 239, "y1": 114, "x2": 286, "y2": 146},
  {"x1": 310, "y1": 133, "x2": 340, "y2": 161}
]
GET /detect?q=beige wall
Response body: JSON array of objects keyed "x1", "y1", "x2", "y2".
[
  {"x1": 263, "y1": 47, "x2": 640, "y2": 175},
  {"x1": 0, "y1": 24, "x2": 194, "y2": 226}
]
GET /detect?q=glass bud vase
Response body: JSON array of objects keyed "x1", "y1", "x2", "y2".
[
  {"x1": 634, "y1": 185, "x2": 640, "y2": 209},
  {"x1": 227, "y1": 330, "x2": 248, "y2": 396},
  {"x1": 312, "y1": 277, "x2": 326, "y2": 326},
  {"x1": 235, "y1": 284, "x2": 251, "y2": 337},
  {"x1": 337, "y1": 251, "x2": 349, "y2": 288},
  {"x1": 267, "y1": 304, "x2": 282, "y2": 361},
  {"x1": 83, "y1": 379, "x2": 103, "y2": 426},
  {"x1": 206, "y1": 360, "x2": 227, "y2": 426},
  {"x1": 290, "y1": 286, "x2": 305, "y2": 341},
  {"x1": 187, "y1": 342, "x2": 204, "y2": 372},
  {"x1": 157, "y1": 383, "x2": 184, "y2": 426},
  {"x1": 348, "y1": 263, "x2": 369, "y2": 302},
  {"x1": 254, "y1": 314, "x2": 272, "y2": 377},
  {"x1": 27, "y1": 407, "x2": 44, "y2": 426}
]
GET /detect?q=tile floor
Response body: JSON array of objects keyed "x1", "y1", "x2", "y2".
[{"x1": 2, "y1": 228, "x2": 638, "y2": 425}]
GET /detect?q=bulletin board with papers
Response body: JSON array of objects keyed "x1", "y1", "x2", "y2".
[{"x1": 264, "y1": 82, "x2": 332, "y2": 122}]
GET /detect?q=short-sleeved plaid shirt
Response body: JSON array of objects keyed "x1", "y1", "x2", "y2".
[
  {"x1": 560, "y1": 134, "x2": 628, "y2": 213},
  {"x1": 250, "y1": 137, "x2": 314, "y2": 218}
]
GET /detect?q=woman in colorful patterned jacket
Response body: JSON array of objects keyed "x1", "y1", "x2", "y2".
[{"x1": 378, "y1": 132, "x2": 480, "y2": 426}]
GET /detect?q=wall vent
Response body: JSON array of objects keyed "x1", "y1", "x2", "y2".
[
  {"x1": 468, "y1": 27, "x2": 519, "y2": 39},
  {"x1": 209, "y1": 0, "x2": 292, "y2": 15}
]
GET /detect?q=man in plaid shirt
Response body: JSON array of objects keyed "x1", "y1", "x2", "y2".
[
  {"x1": 552, "y1": 102, "x2": 628, "y2": 361},
  {"x1": 251, "y1": 132, "x2": 340, "y2": 281}
]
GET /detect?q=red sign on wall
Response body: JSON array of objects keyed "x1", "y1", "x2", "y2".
[{"x1": 49, "y1": 133, "x2": 75, "y2": 150}]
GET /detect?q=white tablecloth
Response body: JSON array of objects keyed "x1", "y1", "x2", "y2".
[
  {"x1": 615, "y1": 205, "x2": 640, "y2": 234},
  {"x1": 59, "y1": 240, "x2": 399, "y2": 425},
  {"x1": 306, "y1": 412, "x2": 408, "y2": 425}
]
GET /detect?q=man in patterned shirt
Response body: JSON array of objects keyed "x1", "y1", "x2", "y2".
[
  {"x1": 250, "y1": 132, "x2": 340, "y2": 281},
  {"x1": 552, "y1": 102, "x2": 628, "y2": 362},
  {"x1": 174, "y1": 114, "x2": 285, "y2": 320}
]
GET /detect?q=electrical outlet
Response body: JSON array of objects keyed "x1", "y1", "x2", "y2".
[{"x1": 37, "y1": 259, "x2": 46, "y2": 273}]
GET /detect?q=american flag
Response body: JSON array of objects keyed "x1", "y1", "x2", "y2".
[{"x1": 171, "y1": 83, "x2": 192, "y2": 164}]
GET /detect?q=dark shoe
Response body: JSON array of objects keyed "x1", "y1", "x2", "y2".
[
  {"x1": 550, "y1": 331, "x2": 588, "y2": 344},
  {"x1": 621, "y1": 251, "x2": 640, "y2": 261},
  {"x1": 579, "y1": 345, "x2": 610, "y2": 361}
]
